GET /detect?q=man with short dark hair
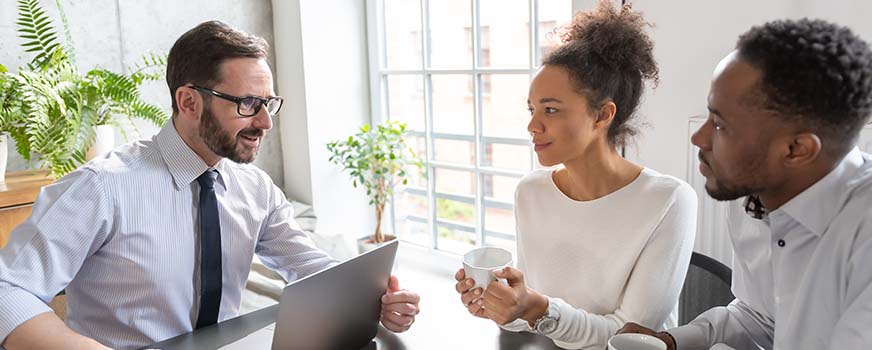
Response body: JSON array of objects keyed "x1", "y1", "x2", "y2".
[
  {"x1": 0, "y1": 21, "x2": 420, "y2": 350},
  {"x1": 617, "y1": 18, "x2": 872, "y2": 350}
]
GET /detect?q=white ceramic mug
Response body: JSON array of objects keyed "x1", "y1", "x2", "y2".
[
  {"x1": 462, "y1": 247, "x2": 513, "y2": 291},
  {"x1": 607, "y1": 333, "x2": 667, "y2": 350}
]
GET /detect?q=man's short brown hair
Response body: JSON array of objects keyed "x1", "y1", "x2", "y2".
[{"x1": 166, "y1": 21, "x2": 269, "y2": 115}]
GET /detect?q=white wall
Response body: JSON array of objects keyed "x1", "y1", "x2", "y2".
[
  {"x1": 796, "y1": 0, "x2": 872, "y2": 38},
  {"x1": 636, "y1": 0, "x2": 803, "y2": 181},
  {"x1": 573, "y1": 0, "x2": 799, "y2": 181},
  {"x1": 272, "y1": 0, "x2": 376, "y2": 238},
  {"x1": 569, "y1": 0, "x2": 872, "y2": 182},
  {"x1": 0, "y1": 0, "x2": 285, "y2": 187}
]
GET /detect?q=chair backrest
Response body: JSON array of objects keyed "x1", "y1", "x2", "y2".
[{"x1": 679, "y1": 252, "x2": 734, "y2": 325}]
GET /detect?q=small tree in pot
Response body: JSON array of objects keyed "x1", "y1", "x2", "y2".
[{"x1": 327, "y1": 120, "x2": 425, "y2": 251}]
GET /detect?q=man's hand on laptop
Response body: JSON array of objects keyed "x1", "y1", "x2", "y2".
[{"x1": 380, "y1": 275, "x2": 420, "y2": 333}]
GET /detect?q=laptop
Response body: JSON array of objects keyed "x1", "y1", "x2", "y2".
[{"x1": 266, "y1": 240, "x2": 399, "y2": 349}]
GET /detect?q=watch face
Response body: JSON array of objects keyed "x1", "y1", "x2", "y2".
[{"x1": 538, "y1": 318, "x2": 558, "y2": 334}]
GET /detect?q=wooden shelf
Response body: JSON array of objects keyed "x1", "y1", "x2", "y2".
[
  {"x1": 0, "y1": 170, "x2": 54, "y2": 248},
  {"x1": 0, "y1": 170, "x2": 54, "y2": 208}
]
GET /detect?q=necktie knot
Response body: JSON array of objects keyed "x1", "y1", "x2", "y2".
[{"x1": 197, "y1": 170, "x2": 218, "y2": 190}]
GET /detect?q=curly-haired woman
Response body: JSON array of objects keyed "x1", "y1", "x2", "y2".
[{"x1": 453, "y1": 1, "x2": 697, "y2": 349}]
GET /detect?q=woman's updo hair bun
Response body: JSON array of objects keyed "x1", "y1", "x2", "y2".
[{"x1": 544, "y1": 0, "x2": 658, "y2": 148}]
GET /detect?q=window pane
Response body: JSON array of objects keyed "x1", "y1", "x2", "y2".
[
  {"x1": 400, "y1": 135, "x2": 428, "y2": 188},
  {"x1": 485, "y1": 206, "x2": 515, "y2": 235},
  {"x1": 481, "y1": 74, "x2": 530, "y2": 139},
  {"x1": 431, "y1": 74, "x2": 475, "y2": 135},
  {"x1": 483, "y1": 142, "x2": 531, "y2": 171},
  {"x1": 537, "y1": 0, "x2": 572, "y2": 63},
  {"x1": 436, "y1": 197, "x2": 476, "y2": 225},
  {"x1": 482, "y1": 174, "x2": 521, "y2": 202},
  {"x1": 428, "y1": 0, "x2": 472, "y2": 69},
  {"x1": 387, "y1": 75, "x2": 425, "y2": 131},
  {"x1": 397, "y1": 218, "x2": 430, "y2": 247},
  {"x1": 479, "y1": 0, "x2": 529, "y2": 68},
  {"x1": 437, "y1": 225, "x2": 476, "y2": 255},
  {"x1": 435, "y1": 168, "x2": 474, "y2": 196},
  {"x1": 384, "y1": 0, "x2": 422, "y2": 69},
  {"x1": 381, "y1": 0, "x2": 556, "y2": 252},
  {"x1": 433, "y1": 138, "x2": 474, "y2": 165},
  {"x1": 395, "y1": 190, "x2": 428, "y2": 218}
]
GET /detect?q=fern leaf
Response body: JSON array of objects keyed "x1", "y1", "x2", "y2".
[
  {"x1": 16, "y1": 0, "x2": 61, "y2": 68},
  {"x1": 129, "y1": 52, "x2": 167, "y2": 85}
]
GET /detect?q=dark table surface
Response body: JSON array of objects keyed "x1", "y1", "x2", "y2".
[
  {"x1": 145, "y1": 304, "x2": 562, "y2": 350},
  {"x1": 146, "y1": 246, "x2": 566, "y2": 349}
]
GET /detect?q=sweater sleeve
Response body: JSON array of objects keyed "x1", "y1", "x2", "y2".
[{"x1": 540, "y1": 183, "x2": 698, "y2": 349}]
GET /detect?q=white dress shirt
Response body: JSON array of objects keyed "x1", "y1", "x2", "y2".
[
  {"x1": 501, "y1": 168, "x2": 698, "y2": 349},
  {"x1": 669, "y1": 148, "x2": 872, "y2": 350},
  {"x1": 0, "y1": 122, "x2": 337, "y2": 349}
]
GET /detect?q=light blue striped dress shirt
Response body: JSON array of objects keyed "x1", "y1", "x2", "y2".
[{"x1": 0, "y1": 122, "x2": 338, "y2": 349}]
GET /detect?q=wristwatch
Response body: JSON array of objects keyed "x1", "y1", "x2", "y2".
[{"x1": 532, "y1": 299, "x2": 560, "y2": 335}]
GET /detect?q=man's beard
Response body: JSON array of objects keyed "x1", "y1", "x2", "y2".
[
  {"x1": 700, "y1": 150, "x2": 762, "y2": 201},
  {"x1": 199, "y1": 106, "x2": 264, "y2": 164}
]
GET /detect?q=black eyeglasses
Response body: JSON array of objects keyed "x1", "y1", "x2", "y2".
[{"x1": 189, "y1": 85, "x2": 284, "y2": 117}]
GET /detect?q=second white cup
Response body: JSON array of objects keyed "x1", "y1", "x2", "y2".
[
  {"x1": 607, "y1": 333, "x2": 667, "y2": 350},
  {"x1": 462, "y1": 247, "x2": 513, "y2": 291}
]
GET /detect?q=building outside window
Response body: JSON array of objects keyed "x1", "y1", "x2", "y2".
[{"x1": 368, "y1": 0, "x2": 572, "y2": 254}]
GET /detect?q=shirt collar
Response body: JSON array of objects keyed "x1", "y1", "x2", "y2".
[
  {"x1": 745, "y1": 147, "x2": 865, "y2": 236},
  {"x1": 156, "y1": 121, "x2": 228, "y2": 191}
]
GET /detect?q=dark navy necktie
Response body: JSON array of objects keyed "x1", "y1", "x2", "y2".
[{"x1": 195, "y1": 170, "x2": 222, "y2": 329}]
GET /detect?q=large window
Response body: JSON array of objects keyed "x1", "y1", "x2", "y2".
[{"x1": 367, "y1": 0, "x2": 572, "y2": 254}]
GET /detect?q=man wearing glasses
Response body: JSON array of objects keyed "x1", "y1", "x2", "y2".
[{"x1": 0, "y1": 21, "x2": 421, "y2": 350}]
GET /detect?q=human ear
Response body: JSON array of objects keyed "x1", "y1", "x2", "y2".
[
  {"x1": 784, "y1": 132, "x2": 822, "y2": 167},
  {"x1": 176, "y1": 86, "x2": 203, "y2": 121},
  {"x1": 593, "y1": 100, "x2": 617, "y2": 130}
]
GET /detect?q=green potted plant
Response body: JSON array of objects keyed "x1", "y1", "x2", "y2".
[
  {"x1": 327, "y1": 120, "x2": 425, "y2": 253},
  {"x1": 0, "y1": 63, "x2": 16, "y2": 181},
  {"x1": 0, "y1": 0, "x2": 168, "y2": 178}
]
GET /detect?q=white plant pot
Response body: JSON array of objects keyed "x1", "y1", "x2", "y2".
[
  {"x1": 0, "y1": 133, "x2": 7, "y2": 182},
  {"x1": 356, "y1": 234, "x2": 397, "y2": 255},
  {"x1": 86, "y1": 124, "x2": 115, "y2": 161}
]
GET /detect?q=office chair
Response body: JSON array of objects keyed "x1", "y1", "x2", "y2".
[{"x1": 679, "y1": 252, "x2": 734, "y2": 325}]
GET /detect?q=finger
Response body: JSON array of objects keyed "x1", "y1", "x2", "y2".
[
  {"x1": 466, "y1": 297, "x2": 484, "y2": 315},
  {"x1": 460, "y1": 288, "x2": 483, "y2": 305},
  {"x1": 472, "y1": 305, "x2": 487, "y2": 318},
  {"x1": 481, "y1": 293, "x2": 500, "y2": 311},
  {"x1": 382, "y1": 290, "x2": 421, "y2": 305},
  {"x1": 382, "y1": 302, "x2": 419, "y2": 316},
  {"x1": 454, "y1": 268, "x2": 466, "y2": 281},
  {"x1": 482, "y1": 303, "x2": 509, "y2": 325},
  {"x1": 380, "y1": 313, "x2": 413, "y2": 333},
  {"x1": 481, "y1": 294, "x2": 509, "y2": 319},
  {"x1": 483, "y1": 282, "x2": 513, "y2": 302},
  {"x1": 455, "y1": 278, "x2": 474, "y2": 294},
  {"x1": 616, "y1": 322, "x2": 654, "y2": 336},
  {"x1": 615, "y1": 322, "x2": 636, "y2": 334},
  {"x1": 381, "y1": 311, "x2": 415, "y2": 328},
  {"x1": 388, "y1": 275, "x2": 401, "y2": 292},
  {"x1": 493, "y1": 266, "x2": 525, "y2": 286}
]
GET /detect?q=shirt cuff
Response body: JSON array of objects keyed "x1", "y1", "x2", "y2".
[
  {"x1": 0, "y1": 287, "x2": 54, "y2": 344},
  {"x1": 499, "y1": 318, "x2": 530, "y2": 332},
  {"x1": 542, "y1": 297, "x2": 573, "y2": 336},
  {"x1": 667, "y1": 324, "x2": 708, "y2": 350}
]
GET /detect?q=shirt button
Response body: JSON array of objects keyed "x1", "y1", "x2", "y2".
[{"x1": 777, "y1": 239, "x2": 786, "y2": 247}]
